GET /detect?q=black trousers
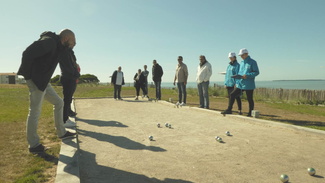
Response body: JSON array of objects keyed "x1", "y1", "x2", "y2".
[
  {"x1": 114, "y1": 84, "x2": 122, "y2": 99},
  {"x1": 228, "y1": 88, "x2": 254, "y2": 114},
  {"x1": 135, "y1": 84, "x2": 146, "y2": 96},
  {"x1": 227, "y1": 87, "x2": 242, "y2": 110},
  {"x1": 61, "y1": 77, "x2": 77, "y2": 122}
]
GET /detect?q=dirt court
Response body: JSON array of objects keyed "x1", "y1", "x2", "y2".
[{"x1": 76, "y1": 98, "x2": 325, "y2": 183}]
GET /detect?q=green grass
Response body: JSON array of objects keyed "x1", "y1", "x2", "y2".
[
  {"x1": 0, "y1": 85, "x2": 60, "y2": 183},
  {"x1": 266, "y1": 102, "x2": 325, "y2": 117}
]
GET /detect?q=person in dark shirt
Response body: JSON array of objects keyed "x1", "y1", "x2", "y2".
[
  {"x1": 59, "y1": 48, "x2": 80, "y2": 127},
  {"x1": 17, "y1": 29, "x2": 77, "y2": 154},
  {"x1": 134, "y1": 69, "x2": 147, "y2": 100},
  {"x1": 152, "y1": 60, "x2": 163, "y2": 100}
]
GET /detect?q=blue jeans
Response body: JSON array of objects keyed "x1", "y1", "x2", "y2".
[
  {"x1": 177, "y1": 82, "x2": 187, "y2": 104},
  {"x1": 197, "y1": 81, "x2": 209, "y2": 108},
  {"x1": 154, "y1": 81, "x2": 161, "y2": 100}
]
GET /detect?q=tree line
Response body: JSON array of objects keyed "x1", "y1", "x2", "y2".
[{"x1": 50, "y1": 74, "x2": 99, "y2": 85}]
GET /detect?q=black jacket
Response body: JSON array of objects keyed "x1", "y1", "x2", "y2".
[
  {"x1": 152, "y1": 64, "x2": 163, "y2": 82},
  {"x1": 134, "y1": 73, "x2": 146, "y2": 87},
  {"x1": 17, "y1": 31, "x2": 63, "y2": 91},
  {"x1": 111, "y1": 71, "x2": 125, "y2": 85},
  {"x1": 59, "y1": 49, "x2": 80, "y2": 81}
]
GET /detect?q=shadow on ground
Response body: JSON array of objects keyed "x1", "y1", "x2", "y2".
[
  {"x1": 79, "y1": 150, "x2": 193, "y2": 183},
  {"x1": 78, "y1": 129, "x2": 166, "y2": 152},
  {"x1": 33, "y1": 152, "x2": 58, "y2": 163},
  {"x1": 57, "y1": 138, "x2": 79, "y2": 177},
  {"x1": 123, "y1": 99, "x2": 150, "y2": 103},
  {"x1": 76, "y1": 118, "x2": 129, "y2": 128}
]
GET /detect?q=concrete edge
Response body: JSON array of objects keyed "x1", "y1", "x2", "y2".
[
  {"x1": 158, "y1": 100, "x2": 325, "y2": 136},
  {"x1": 55, "y1": 99, "x2": 80, "y2": 183}
]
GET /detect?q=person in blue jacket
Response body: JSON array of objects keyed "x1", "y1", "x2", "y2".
[
  {"x1": 222, "y1": 48, "x2": 259, "y2": 117},
  {"x1": 223, "y1": 52, "x2": 242, "y2": 114}
]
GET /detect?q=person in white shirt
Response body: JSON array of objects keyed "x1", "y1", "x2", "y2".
[
  {"x1": 196, "y1": 55, "x2": 212, "y2": 109},
  {"x1": 111, "y1": 66, "x2": 125, "y2": 100}
]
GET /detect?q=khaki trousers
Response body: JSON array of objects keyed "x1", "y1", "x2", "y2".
[{"x1": 26, "y1": 80, "x2": 66, "y2": 148}]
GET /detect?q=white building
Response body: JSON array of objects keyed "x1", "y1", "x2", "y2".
[{"x1": 0, "y1": 73, "x2": 24, "y2": 84}]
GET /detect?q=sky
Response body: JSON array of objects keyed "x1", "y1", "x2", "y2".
[{"x1": 1, "y1": 0, "x2": 324, "y2": 83}]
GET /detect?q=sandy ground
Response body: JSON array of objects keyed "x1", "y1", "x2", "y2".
[{"x1": 76, "y1": 98, "x2": 325, "y2": 183}]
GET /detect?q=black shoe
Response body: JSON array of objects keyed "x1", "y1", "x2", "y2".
[
  {"x1": 60, "y1": 131, "x2": 77, "y2": 139},
  {"x1": 29, "y1": 144, "x2": 47, "y2": 154},
  {"x1": 247, "y1": 113, "x2": 252, "y2": 117},
  {"x1": 238, "y1": 111, "x2": 243, "y2": 115},
  {"x1": 221, "y1": 110, "x2": 232, "y2": 114},
  {"x1": 68, "y1": 111, "x2": 77, "y2": 117}
]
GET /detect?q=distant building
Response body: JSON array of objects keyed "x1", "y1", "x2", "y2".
[{"x1": 0, "y1": 73, "x2": 25, "y2": 84}]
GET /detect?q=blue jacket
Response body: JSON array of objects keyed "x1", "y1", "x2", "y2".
[
  {"x1": 236, "y1": 56, "x2": 259, "y2": 90},
  {"x1": 224, "y1": 60, "x2": 240, "y2": 87}
]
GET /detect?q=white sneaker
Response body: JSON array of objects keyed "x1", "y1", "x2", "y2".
[
  {"x1": 175, "y1": 102, "x2": 180, "y2": 105},
  {"x1": 64, "y1": 119, "x2": 76, "y2": 128},
  {"x1": 180, "y1": 102, "x2": 186, "y2": 106}
]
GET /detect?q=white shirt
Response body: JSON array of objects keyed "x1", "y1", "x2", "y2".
[
  {"x1": 196, "y1": 61, "x2": 212, "y2": 83},
  {"x1": 116, "y1": 71, "x2": 123, "y2": 85}
]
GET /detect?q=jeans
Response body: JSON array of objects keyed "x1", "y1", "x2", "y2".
[
  {"x1": 154, "y1": 81, "x2": 161, "y2": 100},
  {"x1": 114, "y1": 84, "x2": 122, "y2": 99},
  {"x1": 228, "y1": 88, "x2": 254, "y2": 114},
  {"x1": 177, "y1": 82, "x2": 187, "y2": 103},
  {"x1": 26, "y1": 80, "x2": 66, "y2": 148},
  {"x1": 143, "y1": 82, "x2": 148, "y2": 95},
  {"x1": 226, "y1": 87, "x2": 242, "y2": 110},
  {"x1": 60, "y1": 77, "x2": 77, "y2": 122},
  {"x1": 197, "y1": 81, "x2": 209, "y2": 108}
]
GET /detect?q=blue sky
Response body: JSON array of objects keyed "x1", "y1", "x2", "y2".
[{"x1": 1, "y1": 0, "x2": 324, "y2": 83}]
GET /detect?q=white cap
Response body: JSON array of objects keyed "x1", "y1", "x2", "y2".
[
  {"x1": 238, "y1": 48, "x2": 249, "y2": 56},
  {"x1": 228, "y1": 52, "x2": 236, "y2": 58}
]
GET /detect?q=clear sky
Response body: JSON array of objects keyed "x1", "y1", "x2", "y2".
[{"x1": 1, "y1": 0, "x2": 324, "y2": 83}]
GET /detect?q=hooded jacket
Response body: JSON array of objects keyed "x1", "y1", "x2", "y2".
[
  {"x1": 18, "y1": 31, "x2": 63, "y2": 91},
  {"x1": 152, "y1": 64, "x2": 163, "y2": 82},
  {"x1": 224, "y1": 60, "x2": 240, "y2": 87},
  {"x1": 236, "y1": 56, "x2": 260, "y2": 90}
]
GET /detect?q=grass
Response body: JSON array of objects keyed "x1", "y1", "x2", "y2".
[
  {"x1": 0, "y1": 83, "x2": 324, "y2": 182},
  {"x1": 0, "y1": 84, "x2": 60, "y2": 183}
]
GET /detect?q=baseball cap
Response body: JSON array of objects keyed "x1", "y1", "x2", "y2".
[
  {"x1": 228, "y1": 52, "x2": 236, "y2": 58},
  {"x1": 238, "y1": 48, "x2": 249, "y2": 56}
]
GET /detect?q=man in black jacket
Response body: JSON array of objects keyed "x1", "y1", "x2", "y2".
[
  {"x1": 111, "y1": 66, "x2": 125, "y2": 100},
  {"x1": 59, "y1": 48, "x2": 80, "y2": 127},
  {"x1": 152, "y1": 60, "x2": 163, "y2": 100},
  {"x1": 17, "y1": 29, "x2": 76, "y2": 154}
]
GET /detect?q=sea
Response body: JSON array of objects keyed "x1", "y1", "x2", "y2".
[{"x1": 159, "y1": 80, "x2": 325, "y2": 90}]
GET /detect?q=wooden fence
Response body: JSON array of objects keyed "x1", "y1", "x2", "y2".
[
  {"x1": 254, "y1": 88, "x2": 325, "y2": 103},
  {"x1": 212, "y1": 83, "x2": 325, "y2": 103}
]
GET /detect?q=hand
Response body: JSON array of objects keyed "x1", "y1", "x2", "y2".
[
  {"x1": 173, "y1": 82, "x2": 176, "y2": 86},
  {"x1": 184, "y1": 81, "x2": 187, "y2": 85},
  {"x1": 242, "y1": 75, "x2": 247, "y2": 79}
]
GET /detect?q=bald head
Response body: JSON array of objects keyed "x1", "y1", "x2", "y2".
[{"x1": 59, "y1": 29, "x2": 76, "y2": 48}]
